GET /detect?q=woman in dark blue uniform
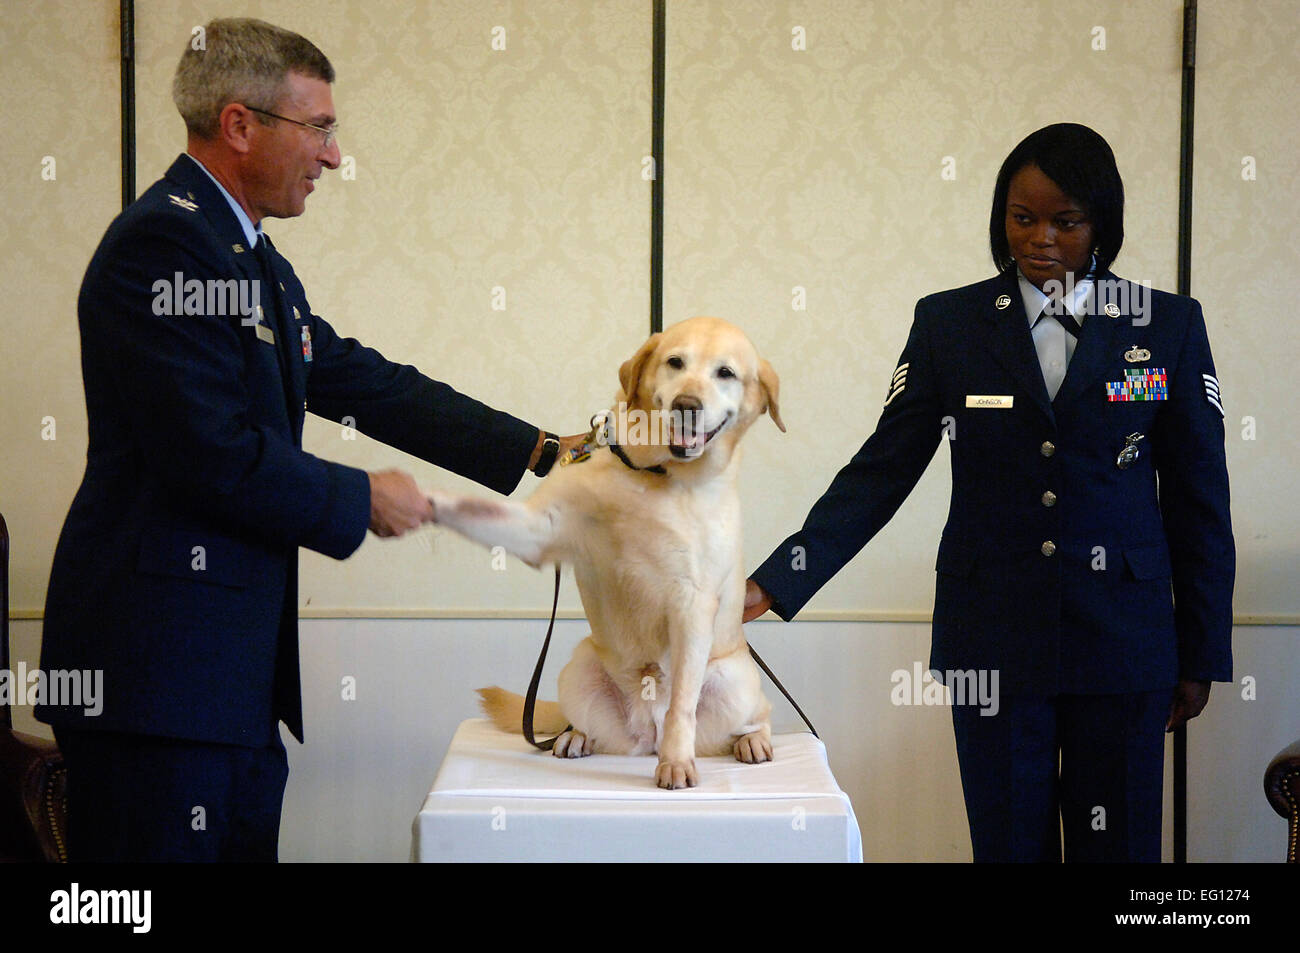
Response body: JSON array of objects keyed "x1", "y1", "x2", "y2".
[{"x1": 744, "y1": 124, "x2": 1234, "y2": 862}]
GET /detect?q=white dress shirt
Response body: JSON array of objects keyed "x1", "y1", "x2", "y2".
[
  {"x1": 1019, "y1": 263, "x2": 1095, "y2": 401},
  {"x1": 184, "y1": 153, "x2": 263, "y2": 251}
]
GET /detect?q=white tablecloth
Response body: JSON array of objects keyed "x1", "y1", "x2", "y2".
[{"x1": 412, "y1": 719, "x2": 863, "y2": 862}]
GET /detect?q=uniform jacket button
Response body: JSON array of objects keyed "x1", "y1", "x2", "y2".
[
  {"x1": 1041, "y1": 490, "x2": 1057, "y2": 507},
  {"x1": 1041, "y1": 540, "x2": 1057, "y2": 556},
  {"x1": 1040, "y1": 440, "x2": 1056, "y2": 457}
]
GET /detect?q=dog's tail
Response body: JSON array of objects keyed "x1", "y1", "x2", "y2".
[{"x1": 476, "y1": 686, "x2": 568, "y2": 736}]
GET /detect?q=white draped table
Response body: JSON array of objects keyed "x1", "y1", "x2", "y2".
[{"x1": 411, "y1": 718, "x2": 863, "y2": 862}]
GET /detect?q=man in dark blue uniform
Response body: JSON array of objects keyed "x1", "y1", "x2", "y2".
[
  {"x1": 744, "y1": 124, "x2": 1234, "y2": 862},
  {"x1": 36, "y1": 18, "x2": 575, "y2": 861}
]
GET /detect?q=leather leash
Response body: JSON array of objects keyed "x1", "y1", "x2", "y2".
[
  {"x1": 747, "y1": 639, "x2": 818, "y2": 737},
  {"x1": 522, "y1": 565, "x2": 567, "y2": 750},
  {"x1": 522, "y1": 566, "x2": 818, "y2": 750}
]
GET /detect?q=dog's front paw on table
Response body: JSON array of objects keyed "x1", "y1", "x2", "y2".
[
  {"x1": 655, "y1": 758, "x2": 698, "y2": 789},
  {"x1": 733, "y1": 732, "x2": 773, "y2": 764},
  {"x1": 551, "y1": 729, "x2": 593, "y2": 759}
]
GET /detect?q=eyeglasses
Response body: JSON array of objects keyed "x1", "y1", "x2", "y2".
[{"x1": 246, "y1": 106, "x2": 338, "y2": 149}]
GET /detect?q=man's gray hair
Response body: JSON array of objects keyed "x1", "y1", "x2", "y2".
[{"x1": 173, "y1": 18, "x2": 334, "y2": 139}]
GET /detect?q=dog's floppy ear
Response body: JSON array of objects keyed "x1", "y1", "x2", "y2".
[
  {"x1": 618, "y1": 332, "x2": 661, "y2": 404},
  {"x1": 758, "y1": 358, "x2": 785, "y2": 432}
]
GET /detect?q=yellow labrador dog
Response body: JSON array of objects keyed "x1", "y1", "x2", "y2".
[{"x1": 428, "y1": 316, "x2": 784, "y2": 789}]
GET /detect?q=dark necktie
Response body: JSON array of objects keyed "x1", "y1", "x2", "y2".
[
  {"x1": 252, "y1": 234, "x2": 276, "y2": 306},
  {"x1": 252, "y1": 235, "x2": 291, "y2": 384},
  {"x1": 1036, "y1": 306, "x2": 1081, "y2": 338}
]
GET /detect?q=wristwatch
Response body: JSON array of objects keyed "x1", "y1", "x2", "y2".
[{"x1": 534, "y1": 432, "x2": 561, "y2": 477}]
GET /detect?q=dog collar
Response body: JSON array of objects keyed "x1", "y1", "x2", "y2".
[
  {"x1": 608, "y1": 441, "x2": 667, "y2": 475},
  {"x1": 587, "y1": 409, "x2": 667, "y2": 475}
]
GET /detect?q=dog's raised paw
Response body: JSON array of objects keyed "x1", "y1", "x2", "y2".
[
  {"x1": 552, "y1": 729, "x2": 593, "y2": 759},
  {"x1": 655, "y1": 758, "x2": 698, "y2": 789},
  {"x1": 733, "y1": 731, "x2": 773, "y2": 764}
]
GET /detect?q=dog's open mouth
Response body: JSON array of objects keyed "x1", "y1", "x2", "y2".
[{"x1": 668, "y1": 412, "x2": 728, "y2": 458}]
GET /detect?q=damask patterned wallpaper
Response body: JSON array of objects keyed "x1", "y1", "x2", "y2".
[
  {"x1": 2, "y1": 0, "x2": 1295, "y2": 618},
  {"x1": 666, "y1": 0, "x2": 1188, "y2": 615},
  {"x1": 134, "y1": 0, "x2": 654, "y2": 614}
]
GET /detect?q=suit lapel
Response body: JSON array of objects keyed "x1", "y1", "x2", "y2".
[
  {"x1": 259, "y1": 235, "x2": 307, "y2": 438},
  {"x1": 978, "y1": 271, "x2": 1055, "y2": 425},
  {"x1": 163, "y1": 155, "x2": 299, "y2": 431}
]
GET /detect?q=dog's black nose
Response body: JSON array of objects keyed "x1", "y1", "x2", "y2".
[{"x1": 672, "y1": 395, "x2": 703, "y2": 414}]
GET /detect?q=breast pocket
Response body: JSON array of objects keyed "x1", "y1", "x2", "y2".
[{"x1": 1104, "y1": 367, "x2": 1168, "y2": 413}]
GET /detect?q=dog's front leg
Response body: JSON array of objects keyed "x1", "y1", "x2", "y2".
[
  {"x1": 656, "y1": 594, "x2": 716, "y2": 790},
  {"x1": 428, "y1": 490, "x2": 559, "y2": 568}
]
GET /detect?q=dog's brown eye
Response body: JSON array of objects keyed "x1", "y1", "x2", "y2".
[
  {"x1": 666, "y1": 356, "x2": 685, "y2": 369},
  {"x1": 716, "y1": 366, "x2": 735, "y2": 379}
]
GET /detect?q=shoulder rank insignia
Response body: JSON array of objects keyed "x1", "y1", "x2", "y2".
[
  {"x1": 1124, "y1": 345, "x2": 1151, "y2": 363},
  {"x1": 168, "y1": 194, "x2": 199, "y2": 212},
  {"x1": 1203, "y1": 373, "x2": 1223, "y2": 416},
  {"x1": 884, "y1": 362, "x2": 908, "y2": 407}
]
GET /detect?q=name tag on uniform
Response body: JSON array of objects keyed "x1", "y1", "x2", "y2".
[
  {"x1": 965, "y1": 395, "x2": 1014, "y2": 408},
  {"x1": 255, "y1": 323, "x2": 276, "y2": 345}
]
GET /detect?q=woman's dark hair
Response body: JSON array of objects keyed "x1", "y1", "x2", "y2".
[{"x1": 989, "y1": 123, "x2": 1124, "y2": 274}]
